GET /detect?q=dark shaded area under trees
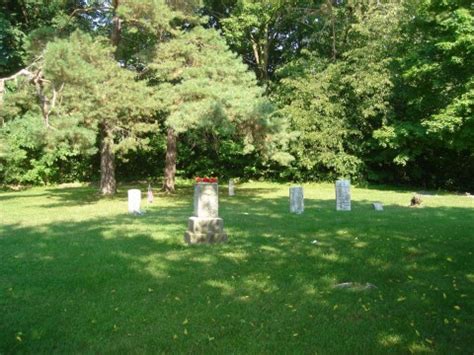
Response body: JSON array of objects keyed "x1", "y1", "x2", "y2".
[{"x1": 1, "y1": 0, "x2": 473, "y2": 192}]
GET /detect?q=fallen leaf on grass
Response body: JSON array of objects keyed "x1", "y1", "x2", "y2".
[{"x1": 15, "y1": 332, "x2": 22, "y2": 342}]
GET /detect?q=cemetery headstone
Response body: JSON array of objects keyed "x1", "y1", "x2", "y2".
[
  {"x1": 184, "y1": 182, "x2": 228, "y2": 244},
  {"x1": 335, "y1": 179, "x2": 351, "y2": 211},
  {"x1": 147, "y1": 183, "x2": 154, "y2": 204},
  {"x1": 372, "y1": 202, "x2": 383, "y2": 211},
  {"x1": 128, "y1": 189, "x2": 141, "y2": 213},
  {"x1": 289, "y1": 186, "x2": 304, "y2": 214},
  {"x1": 228, "y1": 179, "x2": 235, "y2": 196}
]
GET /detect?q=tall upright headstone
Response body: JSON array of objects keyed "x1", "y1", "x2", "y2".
[
  {"x1": 147, "y1": 183, "x2": 154, "y2": 204},
  {"x1": 335, "y1": 179, "x2": 351, "y2": 211},
  {"x1": 128, "y1": 189, "x2": 141, "y2": 213},
  {"x1": 290, "y1": 186, "x2": 304, "y2": 214},
  {"x1": 228, "y1": 179, "x2": 235, "y2": 196},
  {"x1": 184, "y1": 182, "x2": 228, "y2": 244}
]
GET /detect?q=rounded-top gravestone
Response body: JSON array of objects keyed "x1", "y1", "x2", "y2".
[{"x1": 290, "y1": 186, "x2": 304, "y2": 214}]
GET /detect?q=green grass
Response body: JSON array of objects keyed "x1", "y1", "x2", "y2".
[{"x1": 1, "y1": 182, "x2": 473, "y2": 353}]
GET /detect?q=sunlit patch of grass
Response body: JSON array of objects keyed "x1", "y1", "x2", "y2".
[
  {"x1": 1, "y1": 182, "x2": 473, "y2": 353},
  {"x1": 379, "y1": 333, "x2": 403, "y2": 347}
]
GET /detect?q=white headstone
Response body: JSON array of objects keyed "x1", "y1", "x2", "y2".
[
  {"x1": 228, "y1": 179, "x2": 235, "y2": 196},
  {"x1": 128, "y1": 189, "x2": 141, "y2": 213},
  {"x1": 372, "y1": 202, "x2": 383, "y2": 211},
  {"x1": 335, "y1": 179, "x2": 351, "y2": 211},
  {"x1": 194, "y1": 183, "x2": 218, "y2": 218},
  {"x1": 289, "y1": 186, "x2": 304, "y2": 214}
]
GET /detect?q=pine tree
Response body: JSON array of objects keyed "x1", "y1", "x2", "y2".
[
  {"x1": 41, "y1": 31, "x2": 156, "y2": 194},
  {"x1": 149, "y1": 26, "x2": 292, "y2": 192}
]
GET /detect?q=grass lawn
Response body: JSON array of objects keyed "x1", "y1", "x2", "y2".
[{"x1": 1, "y1": 182, "x2": 473, "y2": 353}]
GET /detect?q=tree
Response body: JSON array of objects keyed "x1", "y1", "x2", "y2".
[
  {"x1": 0, "y1": 0, "x2": 106, "y2": 76},
  {"x1": 0, "y1": 31, "x2": 156, "y2": 192},
  {"x1": 149, "y1": 26, "x2": 293, "y2": 192},
  {"x1": 273, "y1": 1, "x2": 404, "y2": 181},
  {"x1": 41, "y1": 31, "x2": 156, "y2": 194},
  {"x1": 374, "y1": 0, "x2": 474, "y2": 188}
]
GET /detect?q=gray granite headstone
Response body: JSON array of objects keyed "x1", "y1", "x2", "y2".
[
  {"x1": 228, "y1": 179, "x2": 235, "y2": 196},
  {"x1": 335, "y1": 179, "x2": 351, "y2": 211},
  {"x1": 185, "y1": 182, "x2": 227, "y2": 244},
  {"x1": 289, "y1": 186, "x2": 304, "y2": 214},
  {"x1": 128, "y1": 189, "x2": 141, "y2": 213}
]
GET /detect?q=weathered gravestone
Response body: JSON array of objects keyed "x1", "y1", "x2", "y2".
[
  {"x1": 335, "y1": 179, "x2": 351, "y2": 211},
  {"x1": 128, "y1": 189, "x2": 141, "y2": 213},
  {"x1": 228, "y1": 179, "x2": 235, "y2": 196},
  {"x1": 289, "y1": 186, "x2": 304, "y2": 214},
  {"x1": 372, "y1": 202, "x2": 383, "y2": 211},
  {"x1": 184, "y1": 182, "x2": 228, "y2": 244}
]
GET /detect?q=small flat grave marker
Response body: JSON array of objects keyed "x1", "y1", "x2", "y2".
[{"x1": 373, "y1": 202, "x2": 383, "y2": 211}]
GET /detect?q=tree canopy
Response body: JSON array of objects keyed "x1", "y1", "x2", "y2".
[{"x1": 1, "y1": 0, "x2": 473, "y2": 191}]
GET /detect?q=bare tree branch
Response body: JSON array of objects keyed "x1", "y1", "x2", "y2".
[{"x1": 0, "y1": 57, "x2": 61, "y2": 130}]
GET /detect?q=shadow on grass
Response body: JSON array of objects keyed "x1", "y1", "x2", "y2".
[{"x1": 0, "y1": 187, "x2": 473, "y2": 353}]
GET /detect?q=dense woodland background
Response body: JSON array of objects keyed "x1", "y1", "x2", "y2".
[{"x1": 0, "y1": 0, "x2": 472, "y2": 193}]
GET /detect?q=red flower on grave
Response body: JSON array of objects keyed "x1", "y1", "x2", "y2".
[{"x1": 195, "y1": 177, "x2": 218, "y2": 183}]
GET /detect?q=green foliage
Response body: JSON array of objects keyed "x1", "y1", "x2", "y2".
[
  {"x1": 376, "y1": 0, "x2": 474, "y2": 188},
  {"x1": 43, "y1": 31, "x2": 157, "y2": 156},
  {"x1": 1, "y1": 30, "x2": 158, "y2": 185},
  {"x1": 150, "y1": 26, "x2": 293, "y2": 168},
  {"x1": 276, "y1": 57, "x2": 361, "y2": 179},
  {"x1": 0, "y1": 0, "x2": 97, "y2": 75},
  {"x1": 1, "y1": 0, "x2": 473, "y2": 190},
  {"x1": 274, "y1": 2, "x2": 403, "y2": 181}
]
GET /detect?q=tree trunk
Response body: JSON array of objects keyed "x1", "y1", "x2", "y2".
[
  {"x1": 99, "y1": 0, "x2": 119, "y2": 196},
  {"x1": 328, "y1": 0, "x2": 337, "y2": 61},
  {"x1": 162, "y1": 127, "x2": 177, "y2": 193},
  {"x1": 111, "y1": 0, "x2": 122, "y2": 48},
  {"x1": 100, "y1": 123, "x2": 116, "y2": 195},
  {"x1": 262, "y1": 24, "x2": 270, "y2": 81}
]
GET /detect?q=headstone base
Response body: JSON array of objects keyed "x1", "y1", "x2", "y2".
[{"x1": 184, "y1": 217, "x2": 228, "y2": 244}]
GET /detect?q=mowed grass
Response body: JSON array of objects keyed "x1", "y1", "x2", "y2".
[{"x1": 1, "y1": 182, "x2": 473, "y2": 354}]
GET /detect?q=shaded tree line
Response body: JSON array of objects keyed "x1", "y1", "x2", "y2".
[{"x1": 1, "y1": 0, "x2": 473, "y2": 192}]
